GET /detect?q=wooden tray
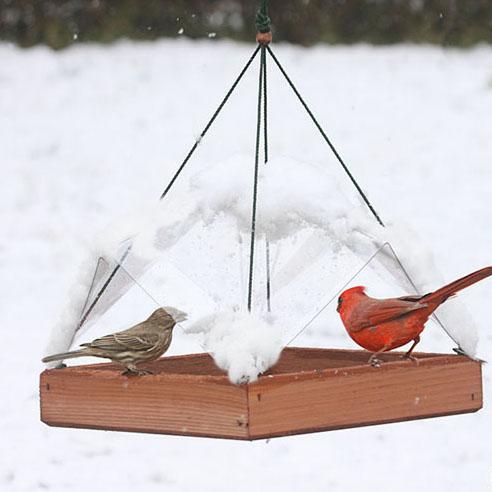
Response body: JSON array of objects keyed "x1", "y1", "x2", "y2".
[{"x1": 39, "y1": 347, "x2": 482, "y2": 440}]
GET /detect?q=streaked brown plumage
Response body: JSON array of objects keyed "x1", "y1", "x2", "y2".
[{"x1": 42, "y1": 307, "x2": 187, "y2": 375}]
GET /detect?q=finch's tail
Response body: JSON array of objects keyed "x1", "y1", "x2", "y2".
[
  {"x1": 422, "y1": 266, "x2": 492, "y2": 305},
  {"x1": 42, "y1": 349, "x2": 87, "y2": 364}
]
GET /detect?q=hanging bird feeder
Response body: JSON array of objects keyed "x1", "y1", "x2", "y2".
[
  {"x1": 40, "y1": 0, "x2": 483, "y2": 440},
  {"x1": 41, "y1": 348, "x2": 481, "y2": 440}
]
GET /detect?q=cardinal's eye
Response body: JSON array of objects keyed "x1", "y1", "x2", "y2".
[{"x1": 337, "y1": 297, "x2": 343, "y2": 309}]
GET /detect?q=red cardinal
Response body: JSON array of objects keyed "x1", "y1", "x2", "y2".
[{"x1": 337, "y1": 266, "x2": 492, "y2": 366}]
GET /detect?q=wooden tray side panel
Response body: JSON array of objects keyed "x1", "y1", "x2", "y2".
[
  {"x1": 40, "y1": 370, "x2": 250, "y2": 439},
  {"x1": 248, "y1": 359, "x2": 482, "y2": 439}
]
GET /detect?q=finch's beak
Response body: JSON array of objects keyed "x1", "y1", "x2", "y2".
[
  {"x1": 173, "y1": 310, "x2": 188, "y2": 323},
  {"x1": 162, "y1": 306, "x2": 188, "y2": 323}
]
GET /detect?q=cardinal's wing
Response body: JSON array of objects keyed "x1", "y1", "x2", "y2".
[
  {"x1": 398, "y1": 294, "x2": 429, "y2": 302},
  {"x1": 351, "y1": 298, "x2": 428, "y2": 332}
]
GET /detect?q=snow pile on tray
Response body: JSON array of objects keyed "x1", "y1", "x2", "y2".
[{"x1": 186, "y1": 310, "x2": 283, "y2": 384}]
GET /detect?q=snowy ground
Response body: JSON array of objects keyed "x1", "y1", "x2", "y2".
[{"x1": 1, "y1": 39, "x2": 492, "y2": 491}]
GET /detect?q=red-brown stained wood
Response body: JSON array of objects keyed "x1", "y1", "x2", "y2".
[
  {"x1": 40, "y1": 353, "x2": 249, "y2": 439},
  {"x1": 249, "y1": 349, "x2": 482, "y2": 439},
  {"x1": 40, "y1": 348, "x2": 482, "y2": 440}
]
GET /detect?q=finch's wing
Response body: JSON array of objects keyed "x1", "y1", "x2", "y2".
[
  {"x1": 351, "y1": 299, "x2": 428, "y2": 332},
  {"x1": 114, "y1": 332, "x2": 161, "y2": 350},
  {"x1": 82, "y1": 331, "x2": 160, "y2": 352}
]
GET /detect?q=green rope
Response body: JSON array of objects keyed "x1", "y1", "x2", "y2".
[
  {"x1": 267, "y1": 46, "x2": 385, "y2": 227},
  {"x1": 161, "y1": 45, "x2": 261, "y2": 200},
  {"x1": 256, "y1": 0, "x2": 271, "y2": 33},
  {"x1": 248, "y1": 47, "x2": 266, "y2": 312},
  {"x1": 262, "y1": 46, "x2": 269, "y2": 164},
  {"x1": 262, "y1": 46, "x2": 272, "y2": 312}
]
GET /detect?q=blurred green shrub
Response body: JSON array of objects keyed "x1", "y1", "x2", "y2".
[{"x1": 1, "y1": 0, "x2": 491, "y2": 49}]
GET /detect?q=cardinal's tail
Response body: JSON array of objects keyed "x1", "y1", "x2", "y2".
[
  {"x1": 422, "y1": 266, "x2": 492, "y2": 305},
  {"x1": 42, "y1": 349, "x2": 86, "y2": 364}
]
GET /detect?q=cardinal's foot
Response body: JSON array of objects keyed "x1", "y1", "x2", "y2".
[
  {"x1": 368, "y1": 355, "x2": 382, "y2": 367},
  {"x1": 400, "y1": 353, "x2": 420, "y2": 365}
]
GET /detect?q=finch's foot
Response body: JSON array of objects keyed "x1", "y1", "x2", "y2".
[
  {"x1": 121, "y1": 368, "x2": 153, "y2": 376},
  {"x1": 138, "y1": 369, "x2": 153, "y2": 375}
]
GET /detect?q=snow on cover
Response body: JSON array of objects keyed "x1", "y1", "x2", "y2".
[{"x1": 46, "y1": 154, "x2": 479, "y2": 374}]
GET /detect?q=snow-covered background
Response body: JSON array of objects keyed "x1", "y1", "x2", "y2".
[{"x1": 2, "y1": 39, "x2": 492, "y2": 490}]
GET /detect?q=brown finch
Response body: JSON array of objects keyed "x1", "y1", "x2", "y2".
[{"x1": 42, "y1": 307, "x2": 187, "y2": 375}]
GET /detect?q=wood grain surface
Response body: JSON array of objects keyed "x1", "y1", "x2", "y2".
[
  {"x1": 249, "y1": 349, "x2": 482, "y2": 439},
  {"x1": 40, "y1": 348, "x2": 482, "y2": 440},
  {"x1": 40, "y1": 353, "x2": 249, "y2": 439}
]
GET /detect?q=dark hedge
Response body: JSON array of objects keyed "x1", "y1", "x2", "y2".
[{"x1": 1, "y1": 0, "x2": 491, "y2": 50}]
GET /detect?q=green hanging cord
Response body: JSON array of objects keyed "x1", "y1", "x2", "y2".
[{"x1": 255, "y1": 0, "x2": 271, "y2": 33}]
